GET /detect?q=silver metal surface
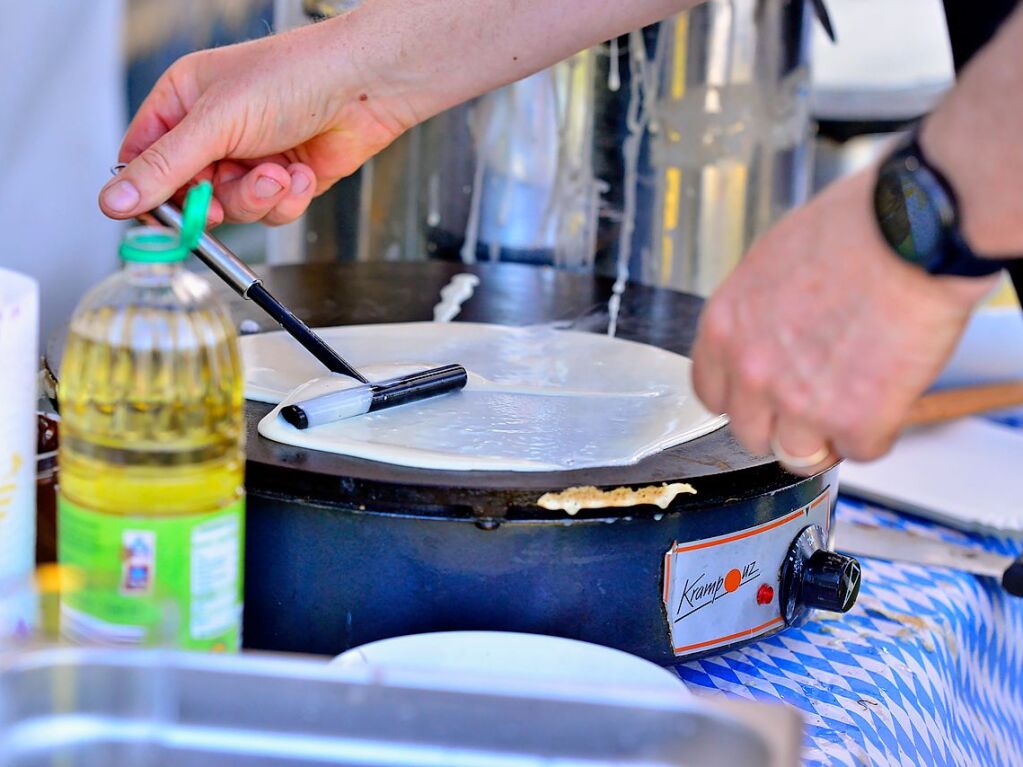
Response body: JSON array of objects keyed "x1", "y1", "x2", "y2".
[
  {"x1": 109, "y1": 164, "x2": 261, "y2": 296},
  {"x1": 277, "y1": 1, "x2": 814, "y2": 297},
  {"x1": 637, "y1": 2, "x2": 813, "y2": 295},
  {"x1": 145, "y1": 202, "x2": 262, "y2": 297},
  {"x1": 0, "y1": 647, "x2": 801, "y2": 767},
  {"x1": 412, "y1": 54, "x2": 602, "y2": 270},
  {"x1": 812, "y1": 132, "x2": 900, "y2": 193},
  {"x1": 833, "y1": 519, "x2": 1013, "y2": 579}
]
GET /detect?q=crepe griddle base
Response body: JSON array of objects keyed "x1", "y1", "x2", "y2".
[
  {"x1": 220, "y1": 261, "x2": 837, "y2": 662},
  {"x1": 230, "y1": 260, "x2": 791, "y2": 520}
]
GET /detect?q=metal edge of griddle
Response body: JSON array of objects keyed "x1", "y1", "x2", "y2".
[{"x1": 244, "y1": 401, "x2": 814, "y2": 523}]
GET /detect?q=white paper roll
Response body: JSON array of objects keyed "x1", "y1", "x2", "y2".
[{"x1": 0, "y1": 269, "x2": 38, "y2": 607}]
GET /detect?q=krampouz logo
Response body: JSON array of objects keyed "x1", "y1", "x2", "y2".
[{"x1": 674, "y1": 560, "x2": 761, "y2": 624}]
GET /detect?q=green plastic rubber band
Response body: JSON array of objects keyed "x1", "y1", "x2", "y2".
[{"x1": 181, "y1": 181, "x2": 213, "y2": 252}]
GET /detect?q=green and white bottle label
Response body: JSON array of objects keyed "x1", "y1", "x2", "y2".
[{"x1": 58, "y1": 496, "x2": 244, "y2": 651}]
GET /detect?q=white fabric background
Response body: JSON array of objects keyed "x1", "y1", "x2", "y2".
[{"x1": 0, "y1": 0, "x2": 125, "y2": 354}]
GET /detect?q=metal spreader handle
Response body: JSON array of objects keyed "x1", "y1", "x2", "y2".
[
  {"x1": 146, "y1": 199, "x2": 262, "y2": 297},
  {"x1": 111, "y1": 166, "x2": 367, "y2": 382}
]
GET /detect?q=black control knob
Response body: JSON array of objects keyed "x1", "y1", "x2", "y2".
[
  {"x1": 801, "y1": 549, "x2": 861, "y2": 613},
  {"x1": 780, "y1": 524, "x2": 862, "y2": 624}
]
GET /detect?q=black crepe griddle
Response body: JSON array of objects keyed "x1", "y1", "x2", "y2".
[
  {"x1": 233, "y1": 261, "x2": 783, "y2": 513},
  {"x1": 220, "y1": 261, "x2": 861, "y2": 663}
]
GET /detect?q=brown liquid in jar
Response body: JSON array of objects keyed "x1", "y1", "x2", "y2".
[{"x1": 36, "y1": 414, "x2": 58, "y2": 563}]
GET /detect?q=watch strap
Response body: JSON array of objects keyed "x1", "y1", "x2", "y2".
[
  {"x1": 1008, "y1": 260, "x2": 1023, "y2": 304},
  {"x1": 885, "y1": 135, "x2": 1013, "y2": 277}
]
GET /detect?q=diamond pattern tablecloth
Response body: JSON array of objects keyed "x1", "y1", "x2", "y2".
[{"x1": 675, "y1": 496, "x2": 1023, "y2": 767}]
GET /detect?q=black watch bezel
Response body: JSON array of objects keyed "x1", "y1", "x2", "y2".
[{"x1": 873, "y1": 134, "x2": 1009, "y2": 277}]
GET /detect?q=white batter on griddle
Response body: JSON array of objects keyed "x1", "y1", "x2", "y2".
[{"x1": 243, "y1": 322, "x2": 726, "y2": 472}]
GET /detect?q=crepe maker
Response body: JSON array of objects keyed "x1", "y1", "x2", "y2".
[{"x1": 215, "y1": 260, "x2": 860, "y2": 664}]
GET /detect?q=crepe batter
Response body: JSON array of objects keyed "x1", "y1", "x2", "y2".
[{"x1": 243, "y1": 322, "x2": 726, "y2": 472}]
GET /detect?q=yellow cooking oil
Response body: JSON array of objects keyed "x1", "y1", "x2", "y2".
[{"x1": 57, "y1": 182, "x2": 245, "y2": 651}]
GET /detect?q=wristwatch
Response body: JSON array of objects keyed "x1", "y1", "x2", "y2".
[{"x1": 873, "y1": 134, "x2": 1012, "y2": 277}]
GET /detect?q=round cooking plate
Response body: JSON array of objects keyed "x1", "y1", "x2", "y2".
[{"x1": 218, "y1": 261, "x2": 797, "y2": 520}]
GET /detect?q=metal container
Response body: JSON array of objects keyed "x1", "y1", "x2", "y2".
[
  {"x1": 0, "y1": 646, "x2": 802, "y2": 766},
  {"x1": 273, "y1": 1, "x2": 814, "y2": 296}
]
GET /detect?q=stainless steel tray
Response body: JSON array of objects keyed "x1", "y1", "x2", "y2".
[{"x1": 0, "y1": 647, "x2": 800, "y2": 766}]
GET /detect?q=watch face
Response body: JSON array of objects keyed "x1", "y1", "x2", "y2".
[{"x1": 874, "y1": 156, "x2": 954, "y2": 271}]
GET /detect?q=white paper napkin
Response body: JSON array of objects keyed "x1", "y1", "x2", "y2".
[
  {"x1": 840, "y1": 418, "x2": 1023, "y2": 535},
  {"x1": 0, "y1": 269, "x2": 38, "y2": 607}
]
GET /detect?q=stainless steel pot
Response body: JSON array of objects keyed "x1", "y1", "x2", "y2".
[{"x1": 273, "y1": 0, "x2": 815, "y2": 296}]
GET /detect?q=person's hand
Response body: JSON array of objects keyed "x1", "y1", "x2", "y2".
[
  {"x1": 98, "y1": 21, "x2": 415, "y2": 226},
  {"x1": 691, "y1": 166, "x2": 997, "y2": 474}
]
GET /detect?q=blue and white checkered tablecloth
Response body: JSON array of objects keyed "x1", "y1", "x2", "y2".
[{"x1": 674, "y1": 494, "x2": 1023, "y2": 767}]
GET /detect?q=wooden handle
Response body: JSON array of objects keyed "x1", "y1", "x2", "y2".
[{"x1": 906, "y1": 381, "x2": 1023, "y2": 426}]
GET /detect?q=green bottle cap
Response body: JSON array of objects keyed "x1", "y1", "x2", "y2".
[{"x1": 119, "y1": 181, "x2": 213, "y2": 263}]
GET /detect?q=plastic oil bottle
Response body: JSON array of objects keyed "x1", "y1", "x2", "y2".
[{"x1": 58, "y1": 182, "x2": 244, "y2": 651}]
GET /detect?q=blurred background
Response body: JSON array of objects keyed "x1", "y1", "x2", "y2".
[{"x1": 8, "y1": 0, "x2": 1017, "y2": 351}]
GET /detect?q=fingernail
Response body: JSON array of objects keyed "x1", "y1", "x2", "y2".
[
  {"x1": 102, "y1": 180, "x2": 140, "y2": 213},
  {"x1": 290, "y1": 172, "x2": 311, "y2": 195},
  {"x1": 255, "y1": 176, "x2": 284, "y2": 199}
]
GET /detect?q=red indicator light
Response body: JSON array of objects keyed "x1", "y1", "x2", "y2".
[{"x1": 756, "y1": 584, "x2": 774, "y2": 605}]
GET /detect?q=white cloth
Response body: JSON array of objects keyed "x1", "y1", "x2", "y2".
[
  {"x1": 811, "y1": 0, "x2": 954, "y2": 120},
  {"x1": 0, "y1": 270, "x2": 38, "y2": 632},
  {"x1": 0, "y1": 0, "x2": 125, "y2": 354}
]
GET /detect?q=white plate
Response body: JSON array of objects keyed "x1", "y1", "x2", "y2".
[{"x1": 332, "y1": 631, "x2": 690, "y2": 701}]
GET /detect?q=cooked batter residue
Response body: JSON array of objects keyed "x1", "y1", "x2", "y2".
[{"x1": 537, "y1": 483, "x2": 697, "y2": 516}]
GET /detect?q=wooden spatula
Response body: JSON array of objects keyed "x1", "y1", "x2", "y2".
[{"x1": 906, "y1": 381, "x2": 1023, "y2": 426}]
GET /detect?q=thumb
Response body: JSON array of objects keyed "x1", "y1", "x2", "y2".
[{"x1": 99, "y1": 108, "x2": 224, "y2": 219}]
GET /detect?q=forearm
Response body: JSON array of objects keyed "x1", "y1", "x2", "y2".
[
  {"x1": 922, "y1": 5, "x2": 1023, "y2": 256},
  {"x1": 313, "y1": 0, "x2": 692, "y2": 126}
]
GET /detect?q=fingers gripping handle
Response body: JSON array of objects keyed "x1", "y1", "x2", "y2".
[
  {"x1": 109, "y1": 166, "x2": 367, "y2": 382},
  {"x1": 110, "y1": 165, "x2": 261, "y2": 296}
]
